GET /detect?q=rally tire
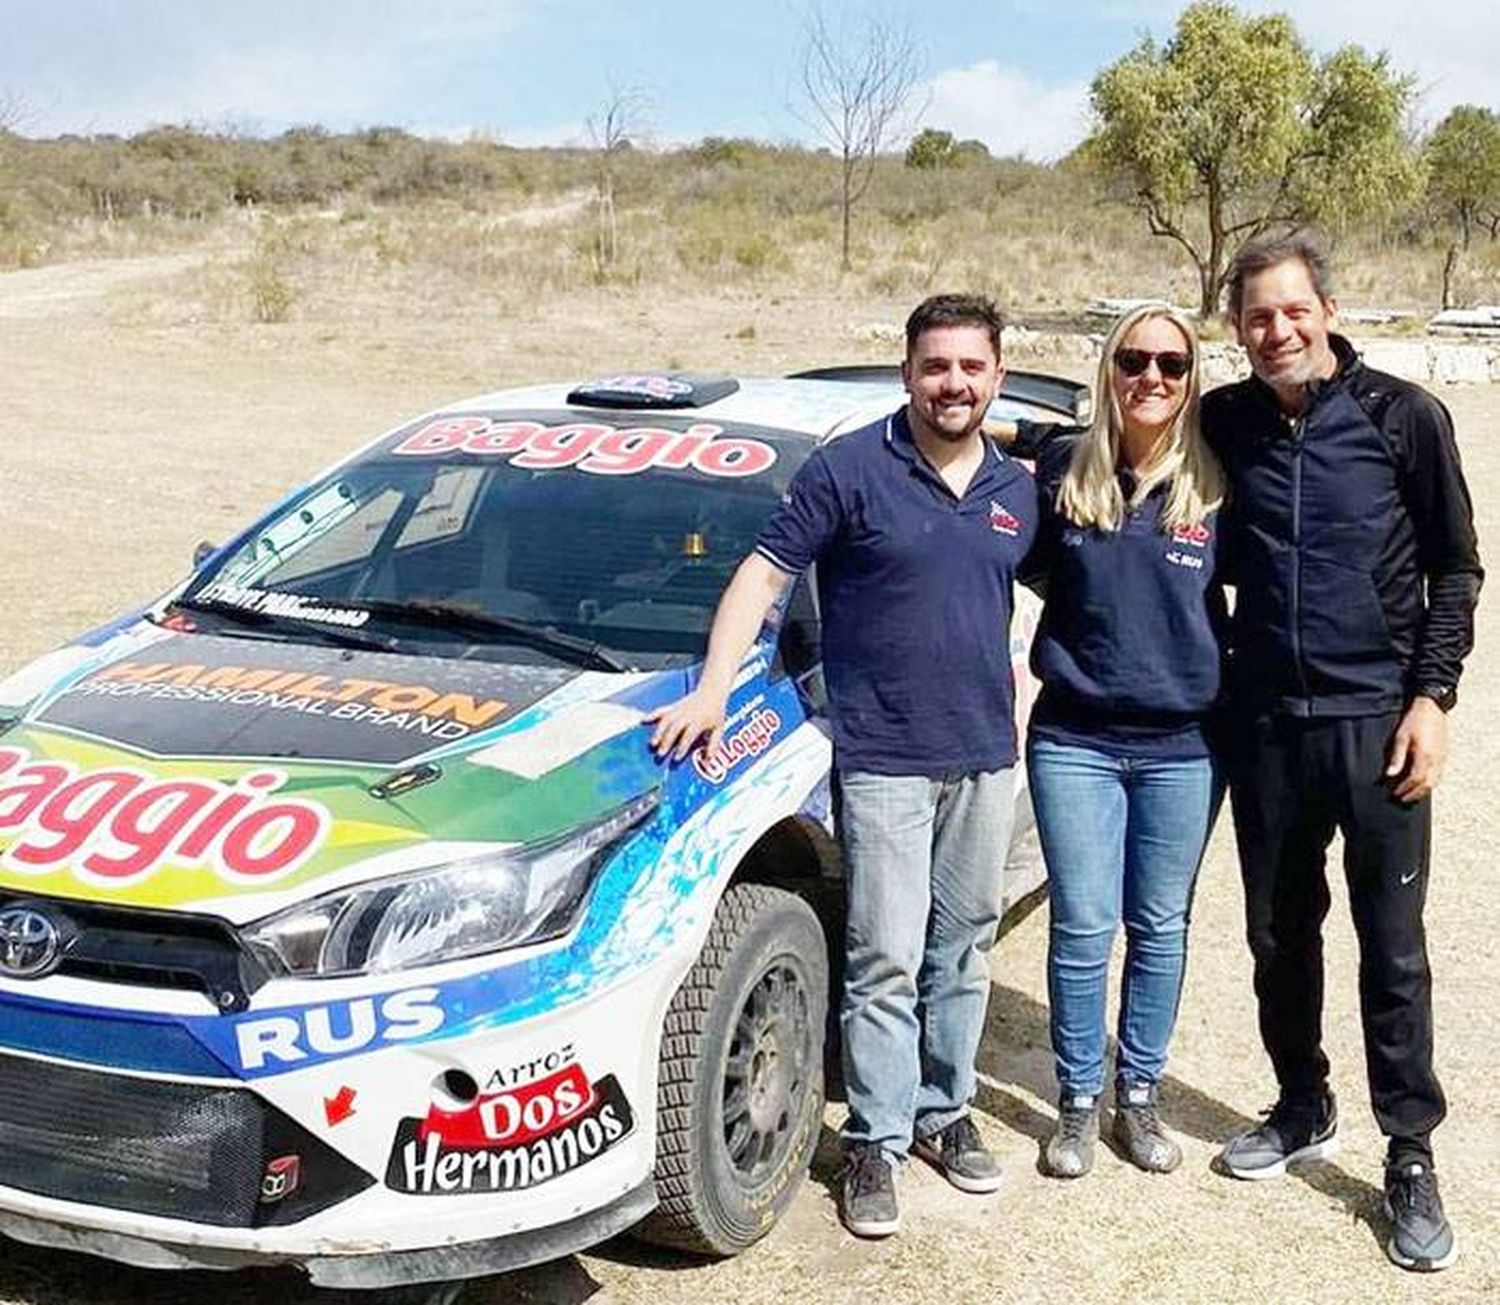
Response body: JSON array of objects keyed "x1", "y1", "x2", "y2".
[{"x1": 636, "y1": 883, "x2": 828, "y2": 1255}]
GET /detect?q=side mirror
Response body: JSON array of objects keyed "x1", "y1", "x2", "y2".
[{"x1": 192, "y1": 540, "x2": 218, "y2": 570}]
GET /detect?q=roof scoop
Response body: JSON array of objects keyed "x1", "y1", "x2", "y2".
[{"x1": 567, "y1": 373, "x2": 739, "y2": 409}]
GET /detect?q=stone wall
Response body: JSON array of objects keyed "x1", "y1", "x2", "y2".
[
  {"x1": 1002, "y1": 326, "x2": 1500, "y2": 388},
  {"x1": 856, "y1": 321, "x2": 1500, "y2": 388}
]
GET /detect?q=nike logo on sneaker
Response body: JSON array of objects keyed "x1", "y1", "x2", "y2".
[{"x1": 1400, "y1": 869, "x2": 1421, "y2": 885}]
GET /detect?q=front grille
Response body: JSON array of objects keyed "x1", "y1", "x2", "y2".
[
  {"x1": 0, "y1": 1052, "x2": 372, "y2": 1226},
  {"x1": 0, "y1": 890, "x2": 270, "y2": 1011}
]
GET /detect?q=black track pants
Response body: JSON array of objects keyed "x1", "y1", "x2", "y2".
[{"x1": 1227, "y1": 712, "x2": 1445, "y2": 1158}]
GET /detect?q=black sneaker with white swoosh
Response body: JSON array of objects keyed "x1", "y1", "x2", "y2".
[{"x1": 1384, "y1": 1160, "x2": 1458, "y2": 1271}]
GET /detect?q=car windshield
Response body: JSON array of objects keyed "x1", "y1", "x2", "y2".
[{"x1": 179, "y1": 409, "x2": 808, "y2": 669}]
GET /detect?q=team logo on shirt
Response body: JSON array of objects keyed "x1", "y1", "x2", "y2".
[
  {"x1": 1166, "y1": 522, "x2": 1210, "y2": 569},
  {"x1": 988, "y1": 501, "x2": 1022, "y2": 536}
]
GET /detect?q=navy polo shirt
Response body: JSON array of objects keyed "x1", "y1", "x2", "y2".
[
  {"x1": 755, "y1": 409, "x2": 1037, "y2": 776},
  {"x1": 1024, "y1": 427, "x2": 1226, "y2": 758}
]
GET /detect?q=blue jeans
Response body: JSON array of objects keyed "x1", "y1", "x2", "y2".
[
  {"x1": 1027, "y1": 739, "x2": 1216, "y2": 1098},
  {"x1": 837, "y1": 768, "x2": 1014, "y2": 1157}
]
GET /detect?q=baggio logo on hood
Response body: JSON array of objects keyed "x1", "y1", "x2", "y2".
[
  {"x1": 234, "y1": 988, "x2": 445, "y2": 1071},
  {"x1": 0, "y1": 747, "x2": 330, "y2": 887}
]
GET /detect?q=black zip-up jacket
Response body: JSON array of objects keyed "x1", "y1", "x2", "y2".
[{"x1": 1202, "y1": 335, "x2": 1482, "y2": 719}]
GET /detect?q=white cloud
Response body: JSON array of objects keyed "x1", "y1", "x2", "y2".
[
  {"x1": 919, "y1": 60, "x2": 1090, "y2": 163},
  {"x1": 1091, "y1": 2, "x2": 1499, "y2": 129},
  {"x1": 1260, "y1": 2, "x2": 1500, "y2": 127},
  {"x1": 491, "y1": 121, "x2": 591, "y2": 149},
  {"x1": 1, "y1": 0, "x2": 537, "y2": 136},
  {"x1": 93, "y1": 49, "x2": 393, "y2": 134}
]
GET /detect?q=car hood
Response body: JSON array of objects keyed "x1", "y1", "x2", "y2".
[{"x1": 0, "y1": 626, "x2": 666, "y2": 922}]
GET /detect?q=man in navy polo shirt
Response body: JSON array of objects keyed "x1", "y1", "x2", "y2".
[{"x1": 648, "y1": 294, "x2": 1037, "y2": 1237}]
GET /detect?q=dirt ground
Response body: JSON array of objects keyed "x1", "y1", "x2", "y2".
[{"x1": 0, "y1": 251, "x2": 1496, "y2": 1305}]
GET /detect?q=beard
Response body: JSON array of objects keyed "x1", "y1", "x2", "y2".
[
  {"x1": 928, "y1": 421, "x2": 973, "y2": 443},
  {"x1": 1253, "y1": 340, "x2": 1335, "y2": 390},
  {"x1": 912, "y1": 402, "x2": 983, "y2": 444}
]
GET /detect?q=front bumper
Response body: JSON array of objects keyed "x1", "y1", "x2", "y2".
[
  {"x1": 0, "y1": 1179, "x2": 658, "y2": 1288},
  {"x1": 0, "y1": 950, "x2": 682, "y2": 1287}
]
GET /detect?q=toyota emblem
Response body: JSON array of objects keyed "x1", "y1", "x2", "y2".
[{"x1": 0, "y1": 906, "x2": 63, "y2": 979}]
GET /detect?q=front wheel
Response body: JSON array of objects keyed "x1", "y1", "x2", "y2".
[{"x1": 636, "y1": 883, "x2": 828, "y2": 1255}]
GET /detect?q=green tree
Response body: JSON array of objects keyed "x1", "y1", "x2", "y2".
[
  {"x1": 903, "y1": 129, "x2": 988, "y2": 169},
  {"x1": 906, "y1": 128, "x2": 959, "y2": 170},
  {"x1": 1087, "y1": 2, "x2": 1419, "y2": 314},
  {"x1": 1424, "y1": 105, "x2": 1500, "y2": 308}
]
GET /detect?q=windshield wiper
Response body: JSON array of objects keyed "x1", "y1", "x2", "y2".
[
  {"x1": 356, "y1": 599, "x2": 630, "y2": 672},
  {"x1": 169, "y1": 596, "x2": 397, "y2": 652}
]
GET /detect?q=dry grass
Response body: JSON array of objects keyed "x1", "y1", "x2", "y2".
[
  {"x1": 6, "y1": 129, "x2": 1497, "y2": 320},
  {"x1": 94, "y1": 195, "x2": 1495, "y2": 341}
]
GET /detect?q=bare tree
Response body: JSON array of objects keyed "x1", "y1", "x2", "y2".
[
  {"x1": 797, "y1": 8, "x2": 921, "y2": 271},
  {"x1": 585, "y1": 85, "x2": 650, "y2": 277},
  {"x1": 0, "y1": 88, "x2": 30, "y2": 134}
]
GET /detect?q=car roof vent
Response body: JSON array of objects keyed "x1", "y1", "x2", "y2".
[{"x1": 566, "y1": 373, "x2": 740, "y2": 409}]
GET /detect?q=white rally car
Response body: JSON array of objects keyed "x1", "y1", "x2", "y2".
[{"x1": 0, "y1": 366, "x2": 1085, "y2": 1289}]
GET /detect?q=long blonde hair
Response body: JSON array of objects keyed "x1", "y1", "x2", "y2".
[{"x1": 1056, "y1": 303, "x2": 1224, "y2": 533}]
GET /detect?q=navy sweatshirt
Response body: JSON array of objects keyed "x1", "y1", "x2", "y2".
[
  {"x1": 756, "y1": 409, "x2": 1038, "y2": 776},
  {"x1": 1021, "y1": 426, "x2": 1226, "y2": 758}
]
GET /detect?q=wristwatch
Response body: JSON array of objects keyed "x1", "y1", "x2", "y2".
[{"x1": 1415, "y1": 684, "x2": 1458, "y2": 713}]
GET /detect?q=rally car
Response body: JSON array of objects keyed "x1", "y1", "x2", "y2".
[{"x1": 0, "y1": 366, "x2": 1086, "y2": 1289}]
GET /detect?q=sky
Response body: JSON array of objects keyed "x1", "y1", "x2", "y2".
[{"x1": 1, "y1": 1, "x2": 1495, "y2": 161}]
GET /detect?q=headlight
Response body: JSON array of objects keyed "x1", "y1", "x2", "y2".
[{"x1": 241, "y1": 793, "x2": 656, "y2": 977}]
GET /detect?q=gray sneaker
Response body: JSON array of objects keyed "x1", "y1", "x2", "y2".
[
  {"x1": 1111, "y1": 1083, "x2": 1182, "y2": 1173},
  {"x1": 1220, "y1": 1094, "x2": 1338, "y2": 1179},
  {"x1": 839, "y1": 1143, "x2": 899, "y2": 1238},
  {"x1": 1384, "y1": 1161, "x2": 1458, "y2": 1271},
  {"x1": 1044, "y1": 1093, "x2": 1099, "y2": 1178},
  {"x1": 912, "y1": 1114, "x2": 1002, "y2": 1193}
]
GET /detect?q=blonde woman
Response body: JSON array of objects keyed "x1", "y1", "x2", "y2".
[{"x1": 1009, "y1": 304, "x2": 1225, "y2": 1178}]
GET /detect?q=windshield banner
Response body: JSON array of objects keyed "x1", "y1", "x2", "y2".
[{"x1": 391, "y1": 416, "x2": 778, "y2": 478}]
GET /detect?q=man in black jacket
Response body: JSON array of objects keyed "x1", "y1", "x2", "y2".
[{"x1": 1207, "y1": 231, "x2": 1482, "y2": 1273}]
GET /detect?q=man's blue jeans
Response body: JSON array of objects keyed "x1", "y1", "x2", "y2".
[
  {"x1": 1027, "y1": 738, "x2": 1216, "y2": 1097},
  {"x1": 837, "y1": 768, "x2": 1014, "y2": 1158}
]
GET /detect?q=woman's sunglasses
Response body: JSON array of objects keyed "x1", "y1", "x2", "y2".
[{"x1": 1114, "y1": 347, "x2": 1192, "y2": 380}]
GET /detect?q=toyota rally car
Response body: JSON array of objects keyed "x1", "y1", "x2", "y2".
[{"x1": 0, "y1": 366, "x2": 1087, "y2": 1289}]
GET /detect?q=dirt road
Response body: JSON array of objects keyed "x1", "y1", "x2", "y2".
[{"x1": 0, "y1": 256, "x2": 1496, "y2": 1305}]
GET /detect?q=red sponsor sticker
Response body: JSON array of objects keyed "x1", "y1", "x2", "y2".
[
  {"x1": 260, "y1": 1154, "x2": 301, "y2": 1202},
  {"x1": 393, "y1": 418, "x2": 777, "y2": 479},
  {"x1": 693, "y1": 707, "x2": 782, "y2": 784},
  {"x1": 391, "y1": 1071, "x2": 634, "y2": 1194},
  {"x1": 324, "y1": 1085, "x2": 358, "y2": 1127},
  {"x1": 420, "y1": 1063, "x2": 596, "y2": 1151},
  {"x1": 0, "y1": 745, "x2": 329, "y2": 886}
]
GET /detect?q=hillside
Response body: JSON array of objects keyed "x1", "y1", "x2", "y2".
[{"x1": 2, "y1": 128, "x2": 1496, "y2": 321}]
